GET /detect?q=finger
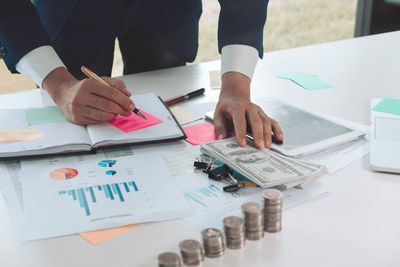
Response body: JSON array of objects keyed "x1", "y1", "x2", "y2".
[
  {"x1": 247, "y1": 109, "x2": 265, "y2": 149},
  {"x1": 89, "y1": 82, "x2": 134, "y2": 113},
  {"x1": 231, "y1": 109, "x2": 247, "y2": 147},
  {"x1": 258, "y1": 111, "x2": 273, "y2": 148},
  {"x1": 270, "y1": 118, "x2": 283, "y2": 142},
  {"x1": 213, "y1": 110, "x2": 231, "y2": 140},
  {"x1": 101, "y1": 77, "x2": 132, "y2": 97},
  {"x1": 86, "y1": 94, "x2": 131, "y2": 117},
  {"x1": 83, "y1": 105, "x2": 118, "y2": 122}
]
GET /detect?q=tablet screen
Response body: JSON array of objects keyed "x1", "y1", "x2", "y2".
[{"x1": 258, "y1": 100, "x2": 353, "y2": 150}]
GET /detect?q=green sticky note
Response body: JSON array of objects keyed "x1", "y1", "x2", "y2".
[
  {"x1": 25, "y1": 107, "x2": 67, "y2": 125},
  {"x1": 372, "y1": 98, "x2": 400, "y2": 116},
  {"x1": 276, "y1": 70, "x2": 317, "y2": 80},
  {"x1": 276, "y1": 71, "x2": 332, "y2": 91}
]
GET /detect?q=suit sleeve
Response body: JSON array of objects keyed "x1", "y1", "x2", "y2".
[
  {"x1": 0, "y1": 0, "x2": 51, "y2": 73},
  {"x1": 218, "y1": 0, "x2": 268, "y2": 59}
]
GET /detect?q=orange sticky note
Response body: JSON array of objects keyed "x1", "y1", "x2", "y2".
[
  {"x1": 184, "y1": 122, "x2": 217, "y2": 145},
  {"x1": 0, "y1": 131, "x2": 45, "y2": 142},
  {"x1": 79, "y1": 223, "x2": 142, "y2": 245}
]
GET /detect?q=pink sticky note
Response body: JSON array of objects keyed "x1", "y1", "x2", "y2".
[
  {"x1": 184, "y1": 122, "x2": 218, "y2": 145},
  {"x1": 108, "y1": 111, "x2": 162, "y2": 133}
]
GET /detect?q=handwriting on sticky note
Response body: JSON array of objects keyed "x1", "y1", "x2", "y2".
[
  {"x1": 79, "y1": 223, "x2": 142, "y2": 245},
  {"x1": 108, "y1": 111, "x2": 162, "y2": 133},
  {"x1": 276, "y1": 70, "x2": 332, "y2": 91},
  {"x1": 184, "y1": 122, "x2": 217, "y2": 145},
  {"x1": 0, "y1": 130, "x2": 45, "y2": 142},
  {"x1": 25, "y1": 107, "x2": 67, "y2": 126},
  {"x1": 170, "y1": 106, "x2": 201, "y2": 126},
  {"x1": 372, "y1": 98, "x2": 400, "y2": 116}
]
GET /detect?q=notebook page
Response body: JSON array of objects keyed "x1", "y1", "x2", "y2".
[
  {"x1": 87, "y1": 93, "x2": 184, "y2": 147},
  {"x1": 0, "y1": 109, "x2": 91, "y2": 157}
]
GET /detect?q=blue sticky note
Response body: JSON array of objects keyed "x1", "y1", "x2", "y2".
[
  {"x1": 372, "y1": 98, "x2": 400, "y2": 116},
  {"x1": 25, "y1": 107, "x2": 67, "y2": 125},
  {"x1": 276, "y1": 71, "x2": 332, "y2": 91}
]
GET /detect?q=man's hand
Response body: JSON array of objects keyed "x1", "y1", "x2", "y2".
[
  {"x1": 213, "y1": 71, "x2": 283, "y2": 149},
  {"x1": 43, "y1": 67, "x2": 135, "y2": 125}
]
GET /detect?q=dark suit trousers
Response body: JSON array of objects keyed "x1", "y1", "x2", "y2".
[{"x1": 86, "y1": 16, "x2": 186, "y2": 80}]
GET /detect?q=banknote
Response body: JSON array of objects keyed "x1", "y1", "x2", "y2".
[{"x1": 200, "y1": 137, "x2": 324, "y2": 187}]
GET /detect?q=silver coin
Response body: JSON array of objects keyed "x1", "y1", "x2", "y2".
[
  {"x1": 264, "y1": 202, "x2": 282, "y2": 207},
  {"x1": 179, "y1": 239, "x2": 201, "y2": 251},
  {"x1": 245, "y1": 230, "x2": 264, "y2": 240},
  {"x1": 158, "y1": 252, "x2": 182, "y2": 267},
  {"x1": 201, "y1": 228, "x2": 223, "y2": 240},
  {"x1": 202, "y1": 228, "x2": 225, "y2": 258},
  {"x1": 265, "y1": 225, "x2": 282, "y2": 233},
  {"x1": 224, "y1": 216, "x2": 245, "y2": 249},
  {"x1": 242, "y1": 202, "x2": 262, "y2": 213},
  {"x1": 265, "y1": 214, "x2": 281, "y2": 220},
  {"x1": 179, "y1": 239, "x2": 204, "y2": 266},
  {"x1": 264, "y1": 198, "x2": 283, "y2": 204},
  {"x1": 226, "y1": 237, "x2": 246, "y2": 249},
  {"x1": 265, "y1": 221, "x2": 282, "y2": 227},
  {"x1": 264, "y1": 208, "x2": 282, "y2": 214},
  {"x1": 262, "y1": 189, "x2": 283, "y2": 201},
  {"x1": 223, "y1": 216, "x2": 244, "y2": 228}
]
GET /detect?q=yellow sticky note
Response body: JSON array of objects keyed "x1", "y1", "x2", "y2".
[
  {"x1": 79, "y1": 223, "x2": 142, "y2": 245},
  {"x1": 209, "y1": 70, "x2": 221, "y2": 90},
  {"x1": 170, "y1": 106, "x2": 201, "y2": 126}
]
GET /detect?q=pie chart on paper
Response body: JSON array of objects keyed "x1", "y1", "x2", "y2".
[{"x1": 50, "y1": 168, "x2": 79, "y2": 181}]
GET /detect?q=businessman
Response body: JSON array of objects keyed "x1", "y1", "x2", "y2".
[{"x1": 0, "y1": 0, "x2": 283, "y2": 149}]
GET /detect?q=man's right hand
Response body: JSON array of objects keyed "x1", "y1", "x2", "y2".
[{"x1": 43, "y1": 67, "x2": 135, "y2": 125}]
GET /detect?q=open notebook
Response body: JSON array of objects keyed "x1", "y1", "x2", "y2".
[{"x1": 0, "y1": 93, "x2": 185, "y2": 158}]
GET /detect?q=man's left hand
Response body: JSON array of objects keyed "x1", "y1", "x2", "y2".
[{"x1": 213, "y1": 71, "x2": 283, "y2": 149}]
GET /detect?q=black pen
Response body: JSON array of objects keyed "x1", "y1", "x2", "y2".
[{"x1": 165, "y1": 88, "x2": 205, "y2": 106}]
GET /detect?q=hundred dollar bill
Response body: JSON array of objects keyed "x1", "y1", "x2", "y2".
[{"x1": 200, "y1": 137, "x2": 324, "y2": 188}]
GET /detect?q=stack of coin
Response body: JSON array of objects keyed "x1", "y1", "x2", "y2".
[
  {"x1": 262, "y1": 189, "x2": 283, "y2": 233},
  {"x1": 241, "y1": 202, "x2": 264, "y2": 240},
  {"x1": 223, "y1": 216, "x2": 245, "y2": 249},
  {"x1": 179, "y1": 239, "x2": 204, "y2": 266},
  {"x1": 158, "y1": 252, "x2": 182, "y2": 267},
  {"x1": 201, "y1": 228, "x2": 225, "y2": 258}
]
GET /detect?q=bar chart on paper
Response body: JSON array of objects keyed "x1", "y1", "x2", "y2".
[
  {"x1": 184, "y1": 184, "x2": 223, "y2": 208},
  {"x1": 21, "y1": 151, "x2": 194, "y2": 241},
  {"x1": 58, "y1": 181, "x2": 139, "y2": 216}
]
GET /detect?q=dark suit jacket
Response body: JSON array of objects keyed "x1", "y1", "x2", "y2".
[{"x1": 0, "y1": 0, "x2": 268, "y2": 76}]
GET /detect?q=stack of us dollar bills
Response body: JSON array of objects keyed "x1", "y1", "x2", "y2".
[{"x1": 200, "y1": 137, "x2": 325, "y2": 188}]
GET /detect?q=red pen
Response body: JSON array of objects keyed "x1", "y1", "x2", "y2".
[{"x1": 165, "y1": 88, "x2": 205, "y2": 106}]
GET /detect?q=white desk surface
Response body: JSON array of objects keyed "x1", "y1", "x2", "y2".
[{"x1": 1, "y1": 31, "x2": 400, "y2": 267}]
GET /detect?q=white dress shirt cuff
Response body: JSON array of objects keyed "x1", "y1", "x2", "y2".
[
  {"x1": 221, "y1": 44, "x2": 259, "y2": 80},
  {"x1": 16, "y1": 45, "x2": 66, "y2": 88}
]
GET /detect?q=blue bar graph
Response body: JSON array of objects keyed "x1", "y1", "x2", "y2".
[
  {"x1": 106, "y1": 184, "x2": 114, "y2": 200},
  {"x1": 184, "y1": 185, "x2": 222, "y2": 208},
  {"x1": 59, "y1": 181, "x2": 139, "y2": 216}
]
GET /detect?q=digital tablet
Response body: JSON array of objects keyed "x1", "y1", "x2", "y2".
[{"x1": 205, "y1": 98, "x2": 365, "y2": 158}]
